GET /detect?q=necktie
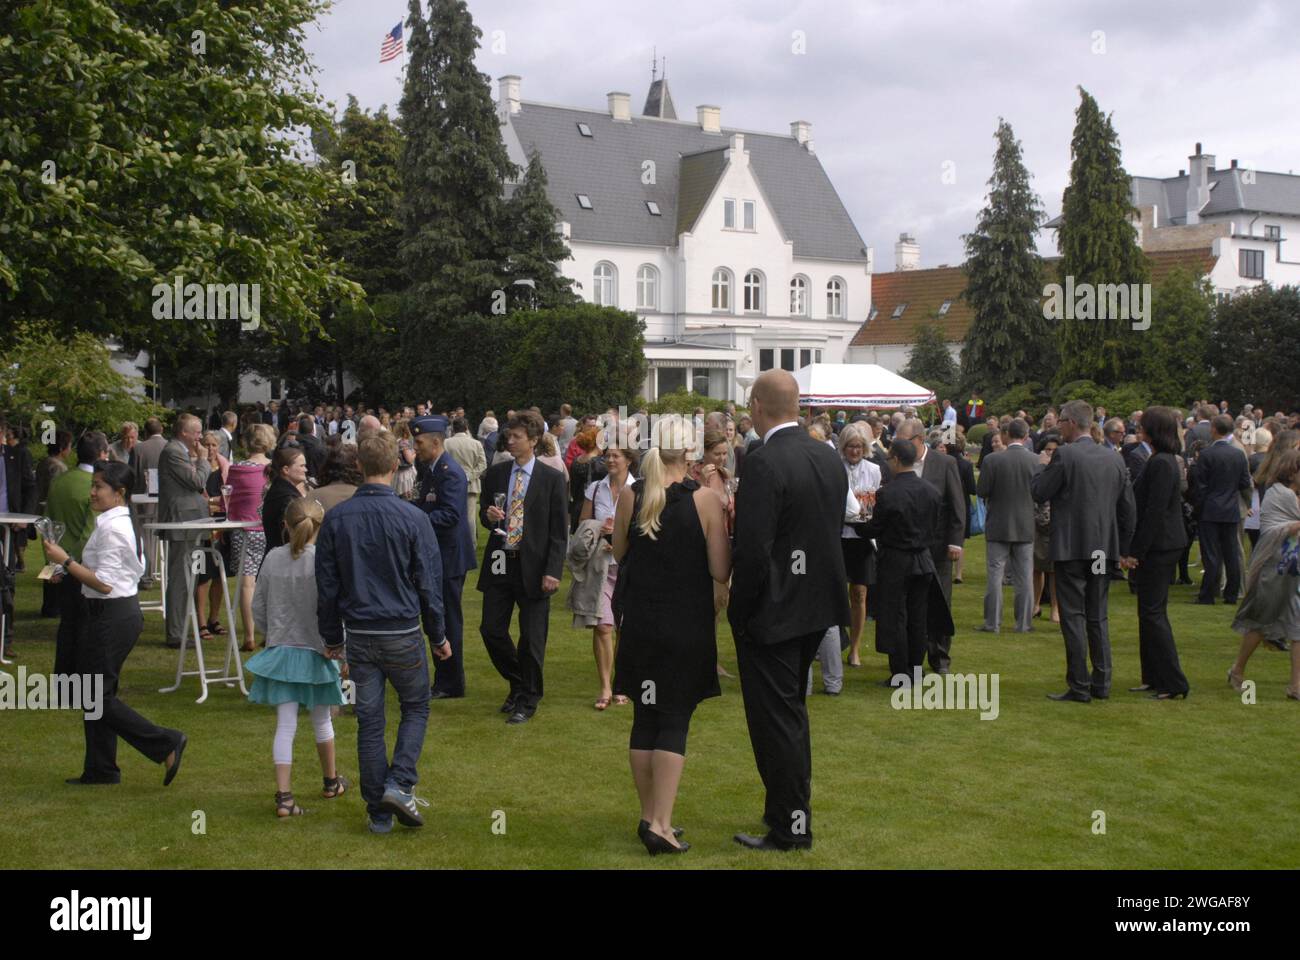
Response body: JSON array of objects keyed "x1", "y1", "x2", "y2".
[{"x1": 506, "y1": 466, "x2": 526, "y2": 548}]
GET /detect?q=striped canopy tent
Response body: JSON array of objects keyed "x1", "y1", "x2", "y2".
[{"x1": 793, "y1": 363, "x2": 936, "y2": 409}]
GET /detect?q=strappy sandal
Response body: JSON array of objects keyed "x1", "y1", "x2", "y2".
[
  {"x1": 594, "y1": 696, "x2": 611, "y2": 711},
  {"x1": 612, "y1": 695, "x2": 631, "y2": 706},
  {"x1": 198, "y1": 627, "x2": 214, "y2": 642},
  {"x1": 275, "y1": 791, "x2": 306, "y2": 817},
  {"x1": 206, "y1": 620, "x2": 226, "y2": 636},
  {"x1": 322, "y1": 774, "x2": 348, "y2": 799}
]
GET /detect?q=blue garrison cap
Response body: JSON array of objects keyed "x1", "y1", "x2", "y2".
[{"x1": 410, "y1": 415, "x2": 449, "y2": 437}]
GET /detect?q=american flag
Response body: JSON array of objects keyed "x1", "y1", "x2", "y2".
[{"x1": 380, "y1": 22, "x2": 403, "y2": 63}]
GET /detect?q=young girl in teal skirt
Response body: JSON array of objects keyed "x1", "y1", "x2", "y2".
[{"x1": 247, "y1": 497, "x2": 347, "y2": 816}]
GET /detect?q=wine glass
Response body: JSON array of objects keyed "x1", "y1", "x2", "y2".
[
  {"x1": 220, "y1": 484, "x2": 234, "y2": 518},
  {"x1": 491, "y1": 493, "x2": 509, "y2": 538}
]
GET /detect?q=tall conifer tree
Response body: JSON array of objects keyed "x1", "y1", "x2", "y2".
[{"x1": 960, "y1": 119, "x2": 1050, "y2": 394}]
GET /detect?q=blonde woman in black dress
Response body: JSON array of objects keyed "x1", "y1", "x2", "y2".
[{"x1": 612, "y1": 417, "x2": 731, "y2": 855}]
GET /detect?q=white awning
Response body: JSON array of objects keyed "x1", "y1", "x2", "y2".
[{"x1": 793, "y1": 363, "x2": 935, "y2": 409}]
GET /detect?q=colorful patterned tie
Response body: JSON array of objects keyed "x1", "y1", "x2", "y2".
[{"x1": 506, "y1": 466, "x2": 526, "y2": 548}]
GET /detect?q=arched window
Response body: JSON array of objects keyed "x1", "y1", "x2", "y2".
[
  {"x1": 711, "y1": 268, "x2": 733, "y2": 312},
  {"x1": 593, "y1": 262, "x2": 617, "y2": 307},
  {"x1": 635, "y1": 265, "x2": 658, "y2": 310},
  {"x1": 743, "y1": 270, "x2": 764, "y2": 313},
  {"x1": 789, "y1": 276, "x2": 809, "y2": 316},
  {"x1": 827, "y1": 277, "x2": 844, "y2": 318}
]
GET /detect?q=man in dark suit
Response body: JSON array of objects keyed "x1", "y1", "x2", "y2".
[
  {"x1": 729, "y1": 371, "x2": 849, "y2": 852},
  {"x1": 976, "y1": 415, "x2": 1000, "y2": 467},
  {"x1": 1189, "y1": 415, "x2": 1253, "y2": 605},
  {"x1": 1031, "y1": 400, "x2": 1136, "y2": 702},
  {"x1": 294, "y1": 414, "x2": 327, "y2": 483},
  {"x1": 1, "y1": 417, "x2": 38, "y2": 656},
  {"x1": 132, "y1": 418, "x2": 167, "y2": 584},
  {"x1": 1182, "y1": 404, "x2": 1213, "y2": 457},
  {"x1": 976, "y1": 418, "x2": 1039, "y2": 633},
  {"x1": 477, "y1": 412, "x2": 568, "y2": 724},
  {"x1": 1123, "y1": 434, "x2": 1151, "y2": 485},
  {"x1": 895, "y1": 418, "x2": 965, "y2": 672},
  {"x1": 158, "y1": 413, "x2": 212, "y2": 649},
  {"x1": 411, "y1": 416, "x2": 476, "y2": 699}
]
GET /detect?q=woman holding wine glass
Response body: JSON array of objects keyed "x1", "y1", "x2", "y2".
[
  {"x1": 200, "y1": 431, "x2": 232, "y2": 641},
  {"x1": 577, "y1": 445, "x2": 639, "y2": 709},
  {"x1": 839, "y1": 423, "x2": 881, "y2": 668}
]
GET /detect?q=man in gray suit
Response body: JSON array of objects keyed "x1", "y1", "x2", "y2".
[
  {"x1": 1031, "y1": 400, "x2": 1136, "y2": 702},
  {"x1": 218, "y1": 411, "x2": 238, "y2": 461},
  {"x1": 159, "y1": 413, "x2": 212, "y2": 649},
  {"x1": 1182, "y1": 403, "x2": 1213, "y2": 457},
  {"x1": 896, "y1": 417, "x2": 966, "y2": 673},
  {"x1": 977, "y1": 418, "x2": 1039, "y2": 634}
]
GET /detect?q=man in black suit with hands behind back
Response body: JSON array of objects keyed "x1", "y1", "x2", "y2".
[
  {"x1": 477, "y1": 412, "x2": 569, "y2": 725},
  {"x1": 1189, "y1": 415, "x2": 1253, "y2": 605},
  {"x1": 729, "y1": 371, "x2": 849, "y2": 852}
]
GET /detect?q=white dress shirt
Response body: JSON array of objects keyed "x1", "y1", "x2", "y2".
[
  {"x1": 763, "y1": 421, "x2": 800, "y2": 444},
  {"x1": 80, "y1": 505, "x2": 144, "y2": 599}
]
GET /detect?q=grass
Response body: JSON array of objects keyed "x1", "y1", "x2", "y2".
[{"x1": 2, "y1": 536, "x2": 1296, "y2": 869}]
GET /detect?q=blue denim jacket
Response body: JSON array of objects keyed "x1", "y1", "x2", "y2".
[{"x1": 315, "y1": 483, "x2": 445, "y2": 649}]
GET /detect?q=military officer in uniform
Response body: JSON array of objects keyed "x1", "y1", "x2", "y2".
[{"x1": 410, "y1": 416, "x2": 476, "y2": 699}]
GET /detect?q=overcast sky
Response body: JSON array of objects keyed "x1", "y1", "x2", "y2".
[{"x1": 303, "y1": 0, "x2": 1298, "y2": 269}]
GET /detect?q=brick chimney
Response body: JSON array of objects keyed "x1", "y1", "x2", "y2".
[
  {"x1": 607, "y1": 91, "x2": 631, "y2": 122},
  {"x1": 1186, "y1": 142, "x2": 1215, "y2": 225},
  {"x1": 498, "y1": 75, "x2": 521, "y2": 116},
  {"x1": 697, "y1": 105, "x2": 721, "y2": 133},
  {"x1": 894, "y1": 232, "x2": 920, "y2": 271}
]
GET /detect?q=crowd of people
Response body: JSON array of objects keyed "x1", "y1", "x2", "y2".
[{"x1": 6, "y1": 378, "x2": 1299, "y2": 853}]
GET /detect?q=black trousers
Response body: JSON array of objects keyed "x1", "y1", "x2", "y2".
[
  {"x1": 431, "y1": 574, "x2": 466, "y2": 696},
  {"x1": 1054, "y1": 558, "x2": 1112, "y2": 697},
  {"x1": 1134, "y1": 549, "x2": 1189, "y2": 695},
  {"x1": 735, "y1": 630, "x2": 823, "y2": 849},
  {"x1": 875, "y1": 573, "x2": 929, "y2": 679},
  {"x1": 925, "y1": 543, "x2": 954, "y2": 672},
  {"x1": 54, "y1": 574, "x2": 84, "y2": 676},
  {"x1": 1198, "y1": 520, "x2": 1242, "y2": 603},
  {"x1": 76, "y1": 595, "x2": 181, "y2": 782},
  {"x1": 479, "y1": 557, "x2": 550, "y2": 714}
]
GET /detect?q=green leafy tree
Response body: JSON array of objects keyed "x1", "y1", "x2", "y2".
[
  {"x1": 1055, "y1": 88, "x2": 1149, "y2": 387},
  {"x1": 0, "y1": 0, "x2": 361, "y2": 356},
  {"x1": 396, "y1": 0, "x2": 519, "y2": 395},
  {"x1": 1209, "y1": 285, "x2": 1300, "y2": 413},
  {"x1": 902, "y1": 317, "x2": 958, "y2": 402},
  {"x1": 960, "y1": 119, "x2": 1051, "y2": 394},
  {"x1": 502, "y1": 152, "x2": 579, "y2": 310},
  {"x1": 0, "y1": 323, "x2": 167, "y2": 436},
  {"x1": 1136, "y1": 267, "x2": 1213, "y2": 404}
]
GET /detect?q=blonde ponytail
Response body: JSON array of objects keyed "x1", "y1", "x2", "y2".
[
  {"x1": 285, "y1": 497, "x2": 325, "y2": 559},
  {"x1": 638, "y1": 447, "x2": 667, "y2": 539}
]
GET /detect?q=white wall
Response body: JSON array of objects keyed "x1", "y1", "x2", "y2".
[{"x1": 1202, "y1": 214, "x2": 1300, "y2": 294}]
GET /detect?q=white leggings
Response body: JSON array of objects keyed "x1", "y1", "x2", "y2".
[{"x1": 273, "y1": 702, "x2": 335, "y2": 766}]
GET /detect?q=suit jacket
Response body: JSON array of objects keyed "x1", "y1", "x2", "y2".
[
  {"x1": 1031, "y1": 436, "x2": 1136, "y2": 562},
  {"x1": 157, "y1": 438, "x2": 212, "y2": 538},
  {"x1": 918, "y1": 447, "x2": 966, "y2": 549},
  {"x1": 728, "y1": 426, "x2": 850, "y2": 645},
  {"x1": 1190, "y1": 439, "x2": 1252, "y2": 523},
  {"x1": 1182, "y1": 420, "x2": 1212, "y2": 457},
  {"x1": 2, "y1": 442, "x2": 38, "y2": 543},
  {"x1": 476, "y1": 457, "x2": 568, "y2": 600},
  {"x1": 976, "y1": 443, "x2": 1039, "y2": 543},
  {"x1": 217, "y1": 427, "x2": 234, "y2": 461},
  {"x1": 415, "y1": 452, "x2": 476, "y2": 579},
  {"x1": 133, "y1": 435, "x2": 167, "y2": 496},
  {"x1": 445, "y1": 432, "x2": 488, "y2": 496},
  {"x1": 1130, "y1": 452, "x2": 1188, "y2": 558},
  {"x1": 1123, "y1": 441, "x2": 1151, "y2": 485}
]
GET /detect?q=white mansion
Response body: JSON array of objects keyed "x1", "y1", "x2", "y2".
[{"x1": 498, "y1": 75, "x2": 871, "y2": 404}]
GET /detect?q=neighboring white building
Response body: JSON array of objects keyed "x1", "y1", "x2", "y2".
[{"x1": 497, "y1": 75, "x2": 872, "y2": 403}]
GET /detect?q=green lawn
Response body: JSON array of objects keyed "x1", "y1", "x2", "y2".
[{"x1": 2, "y1": 536, "x2": 1296, "y2": 869}]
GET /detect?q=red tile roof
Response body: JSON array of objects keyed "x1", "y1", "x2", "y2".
[{"x1": 852, "y1": 247, "x2": 1217, "y2": 346}]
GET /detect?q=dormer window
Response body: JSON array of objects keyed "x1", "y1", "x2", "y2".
[
  {"x1": 938, "y1": 299, "x2": 952, "y2": 315},
  {"x1": 576, "y1": 122, "x2": 593, "y2": 138},
  {"x1": 868, "y1": 306, "x2": 878, "y2": 322},
  {"x1": 645, "y1": 201, "x2": 662, "y2": 216},
  {"x1": 576, "y1": 194, "x2": 593, "y2": 210}
]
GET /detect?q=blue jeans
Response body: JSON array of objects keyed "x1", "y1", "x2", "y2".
[{"x1": 347, "y1": 629, "x2": 430, "y2": 820}]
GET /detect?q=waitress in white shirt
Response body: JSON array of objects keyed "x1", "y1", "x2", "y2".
[
  {"x1": 838, "y1": 423, "x2": 882, "y2": 668},
  {"x1": 43, "y1": 461, "x2": 187, "y2": 787}
]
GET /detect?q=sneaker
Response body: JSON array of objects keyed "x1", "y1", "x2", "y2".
[
  {"x1": 367, "y1": 814, "x2": 393, "y2": 834},
  {"x1": 380, "y1": 784, "x2": 429, "y2": 828}
]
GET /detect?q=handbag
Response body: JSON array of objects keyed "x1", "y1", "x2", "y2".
[
  {"x1": 1279, "y1": 536, "x2": 1300, "y2": 577},
  {"x1": 969, "y1": 497, "x2": 986, "y2": 537}
]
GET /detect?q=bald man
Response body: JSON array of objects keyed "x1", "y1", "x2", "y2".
[
  {"x1": 158, "y1": 414, "x2": 212, "y2": 649},
  {"x1": 729, "y1": 371, "x2": 849, "y2": 852}
]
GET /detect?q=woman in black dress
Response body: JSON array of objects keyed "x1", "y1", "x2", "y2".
[
  {"x1": 1128, "y1": 406, "x2": 1190, "y2": 698},
  {"x1": 261, "y1": 445, "x2": 306, "y2": 553},
  {"x1": 612, "y1": 425, "x2": 731, "y2": 856}
]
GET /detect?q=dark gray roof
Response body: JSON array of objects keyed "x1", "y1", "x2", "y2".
[
  {"x1": 643, "y1": 79, "x2": 677, "y2": 120},
  {"x1": 506, "y1": 102, "x2": 869, "y2": 262},
  {"x1": 1132, "y1": 167, "x2": 1300, "y2": 224},
  {"x1": 676, "y1": 148, "x2": 727, "y2": 235}
]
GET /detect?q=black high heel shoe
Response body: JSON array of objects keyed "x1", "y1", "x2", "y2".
[
  {"x1": 638, "y1": 819, "x2": 684, "y2": 839},
  {"x1": 641, "y1": 829, "x2": 690, "y2": 856},
  {"x1": 1149, "y1": 690, "x2": 1189, "y2": 700}
]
